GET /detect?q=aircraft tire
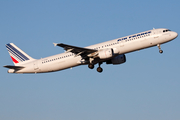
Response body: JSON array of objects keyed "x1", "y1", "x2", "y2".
[
  {"x1": 159, "y1": 50, "x2": 163, "y2": 54},
  {"x1": 97, "y1": 67, "x2": 103, "y2": 73},
  {"x1": 88, "y1": 64, "x2": 94, "y2": 69}
]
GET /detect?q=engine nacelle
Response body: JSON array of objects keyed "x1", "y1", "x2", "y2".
[
  {"x1": 98, "y1": 48, "x2": 114, "y2": 59},
  {"x1": 106, "y1": 54, "x2": 126, "y2": 65}
]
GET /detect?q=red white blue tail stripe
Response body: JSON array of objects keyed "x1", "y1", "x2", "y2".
[{"x1": 6, "y1": 43, "x2": 33, "y2": 64}]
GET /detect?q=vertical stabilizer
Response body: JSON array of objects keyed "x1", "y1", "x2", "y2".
[{"x1": 5, "y1": 43, "x2": 35, "y2": 65}]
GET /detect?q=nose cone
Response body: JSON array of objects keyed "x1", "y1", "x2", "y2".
[{"x1": 173, "y1": 32, "x2": 178, "y2": 39}]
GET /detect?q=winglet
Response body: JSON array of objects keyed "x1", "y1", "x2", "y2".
[{"x1": 53, "y1": 43, "x2": 57, "y2": 47}]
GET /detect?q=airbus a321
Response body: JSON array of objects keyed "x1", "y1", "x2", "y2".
[{"x1": 4, "y1": 28, "x2": 178, "y2": 73}]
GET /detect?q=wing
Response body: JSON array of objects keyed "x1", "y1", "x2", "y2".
[{"x1": 54, "y1": 43, "x2": 97, "y2": 57}]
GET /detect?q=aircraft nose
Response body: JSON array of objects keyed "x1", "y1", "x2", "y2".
[{"x1": 173, "y1": 32, "x2": 178, "y2": 39}]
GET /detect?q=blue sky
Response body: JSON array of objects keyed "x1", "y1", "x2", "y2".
[{"x1": 0, "y1": 0, "x2": 180, "y2": 120}]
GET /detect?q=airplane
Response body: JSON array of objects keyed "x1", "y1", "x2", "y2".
[{"x1": 4, "y1": 28, "x2": 178, "y2": 74}]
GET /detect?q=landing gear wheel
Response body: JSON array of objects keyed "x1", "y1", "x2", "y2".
[
  {"x1": 159, "y1": 50, "x2": 163, "y2": 54},
  {"x1": 97, "y1": 67, "x2": 103, "y2": 73},
  {"x1": 88, "y1": 64, "x2": 94, "y2": 69}
]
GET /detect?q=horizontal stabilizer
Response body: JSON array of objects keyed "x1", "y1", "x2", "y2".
[{"x1": 3, "y1": 65, "x2": 24, "y2": 70}]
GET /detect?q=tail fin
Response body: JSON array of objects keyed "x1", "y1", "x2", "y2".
[{"x1": 5, "y1": 43, "x2": 35, "y2": 65}]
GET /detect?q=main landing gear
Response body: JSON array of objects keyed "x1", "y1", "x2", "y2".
[
  {"x1": 157, "y1": 44, "x2": 163, "y2": 54},
  {"x1": 88, "y1": 58, "x2": 94, "y2": 69},
  {"x1": 88, "y1": 62, "x2": 103, "y2": 73},
  {"x1": 88, "y1": 64, "x2": 94, "y2": 69},
  {"x1": 97, "y1": 62, "x2": 103, "y2": 73}
]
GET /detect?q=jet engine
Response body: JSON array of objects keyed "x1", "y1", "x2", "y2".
[
  {"x1": 106, "y1": 54, "x2": 126, "y2": 65},
  {"x1": 98, "y1": 48, "x2": 114, "y2": 59}
]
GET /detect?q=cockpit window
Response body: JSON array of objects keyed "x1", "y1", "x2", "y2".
[{"x1": 163, "y1": 29, "x2": 171, "y2": 32}]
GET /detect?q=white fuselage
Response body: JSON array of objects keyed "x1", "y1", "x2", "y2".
[{"x1": 9, "y1": 28, "x2": 178, "y2": 73}]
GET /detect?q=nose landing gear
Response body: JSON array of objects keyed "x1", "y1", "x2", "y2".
[{"x1": 157, "y1": 44, "x2": 163, "y2": 54}]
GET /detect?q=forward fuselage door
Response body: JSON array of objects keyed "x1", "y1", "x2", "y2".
[{"x1": 153, "y1": 30, "x2": 159, "y2": 40}]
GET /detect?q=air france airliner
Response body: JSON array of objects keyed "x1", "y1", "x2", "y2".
[{"x1": 4, "y1": 28, "x2": 178, "y2": 73}]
